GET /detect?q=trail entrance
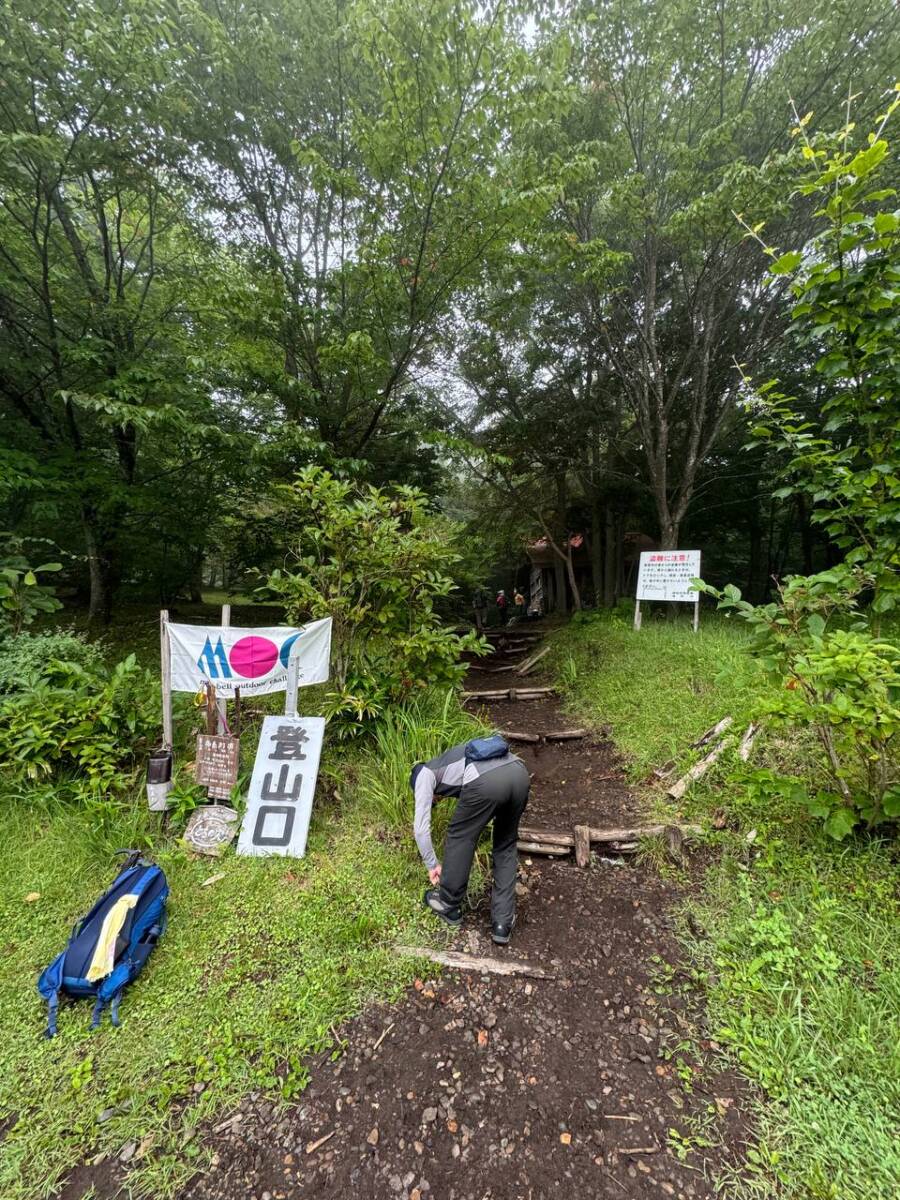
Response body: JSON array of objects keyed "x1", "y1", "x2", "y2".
[{"x1": 180, "y1": 629, "x2": 748, "y2": 1200}]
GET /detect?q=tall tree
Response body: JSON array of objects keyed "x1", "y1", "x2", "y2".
[
  {"x1": 0, "y1": 0, "x2": 231, "y2": 618},
  {"x1": 187, "y1": 0, "x2": 560, "y2": 463}
]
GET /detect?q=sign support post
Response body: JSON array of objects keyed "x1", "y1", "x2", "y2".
[
  {"x1": 284, "y1": 652, "x2": 299, "y2": 718},
  {"x1": 160, "y1": 609, "x2": 173, "y2": 749},
  {"x1": 216, "y1": 604, "x2": 230, "y2": 734},
  {"x1": 633, "y1": 599, "x2": 642, "y2": 631},
  {"x1": 693, "y1": 593, "x2": 700, "y2": 634}
]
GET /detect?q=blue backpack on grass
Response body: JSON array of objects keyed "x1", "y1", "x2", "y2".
[{"x1": 38, "y1": 853, "x2": 168, "y2": 1038}]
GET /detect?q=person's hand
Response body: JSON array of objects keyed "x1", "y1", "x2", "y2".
[{"x1": 428, "y1": 864, "x2": 442, "y2": 886}]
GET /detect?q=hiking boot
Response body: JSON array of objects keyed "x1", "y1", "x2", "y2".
[
  {"x1": 423, "y1": 889, "x2": 462, "y2": 927},
  {"x1": 491, "y1": 917, "x2": 515, "y2": 945}
]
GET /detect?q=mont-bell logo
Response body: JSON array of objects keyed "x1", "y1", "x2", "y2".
[{"x1": 197, "y1": 636, "x2": 231, "y2": 678}]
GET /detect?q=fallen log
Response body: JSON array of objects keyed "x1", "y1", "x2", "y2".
[
  {"x1": 515, "y1": 645, "x2": 551, "y2": 676},
  {"x1": 396, "y1": 946, "x2": 554, "y2": 979},
  {"x1": 462, "y1": 689, "x2": 510, "y2": 701},
  {"x1": 667, "y1": 738, "x2": 734, "y2": 800},
  {"x1": 517, "y1": 840, "x2": 571, "y2": 857},
  {"x1": 480, "y1": 664, "x2": 518, "y2": 674},
  {"x1": 499, "y1": 729, "x2": 541, "y2": 743},
  {"x1": 738, "y1": 721, "x2": 761, "y2": 761},
  {"x1": 544, "y1": 729, "x2": 587, "y2": 742},
  {"x1": 691, "y1": 716, "x2": 733, "y2": 749}
]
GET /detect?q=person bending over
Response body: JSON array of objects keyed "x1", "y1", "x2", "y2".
[{"x1": 410, "y1": 736, "x2": 530, "y2": 944}]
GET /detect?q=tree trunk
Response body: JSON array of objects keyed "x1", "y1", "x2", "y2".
[
  {"x1": 565, "y1": 547, "x2": 582, "y2": 612},
  {"x1": 190, "y1": 554, "x2": 204, "y2": 603},
  {"x1": 553, "y1": 472, "x2": 568, "y2": 613},
  {"x1": 590, "y1": 495, "x2": 602, "y2": 605},
  {"x1": 746, "y1": 504, "x2": 762, "y2": 602},
  {"x1": 82, "y1": 500, "x2": 125, "y2": 624},
  {"x1": 615, "y1": 510, "x2": 625, "y2": 601},
  {"x1": 603, "y1": 506, "x2": 616, "y2": 607}
]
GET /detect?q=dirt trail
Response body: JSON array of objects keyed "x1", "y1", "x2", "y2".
[{"x1": 178, "y1": 629, "x2": 749, "y2": 1200}]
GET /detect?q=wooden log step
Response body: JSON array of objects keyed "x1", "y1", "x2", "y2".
[
  {"x1": 517, "y1": 841, "x2": 571, "y2": 857},
  {"x1": 480, "y1": 665, "x2": 518, "y2": 674},
  {"x1": 544, "y1": 729, "x2": 587, "y2": 741},
  {"x1": 518, "y1": 827, "x2": 574, "y2": 847},
  {"x1": 499, "y1": 729, "x2": 541, "y2": 743},
  {"x1": 396, "y1": 946, "x2": 554, "y2": 979},
  {"x1": 518, "y1": 823, "x2": 703, "y2": 847},
  {"x1": 463, "y1": 687, "x2": 557, "y2": 702}
]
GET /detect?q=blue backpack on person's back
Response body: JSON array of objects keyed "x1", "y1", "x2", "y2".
[
  {"x1": 37, "y1": 853, "x2": 168, "y2": 1038},
  {"x1": 465, "y1": 735, "x2": 510, "y2": 763}
]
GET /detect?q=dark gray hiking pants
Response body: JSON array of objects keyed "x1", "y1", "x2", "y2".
[{"x1": 439, "y1": 759, "x2": 530, "y2": 925}]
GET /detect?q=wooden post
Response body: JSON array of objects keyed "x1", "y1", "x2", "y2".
[
  {"x1": 633, "y1": 599, "x2": 642, "y2": 630},
  {"x1": 692, "y1": 594, "x2": 700, "y2": 634},
  {"x1": 217, "y1": 604, "x2": 230, "y2": 734},
  {"x1": 205, "y1": 682, "x2": 218, "y2": 735},
  {"x1": 284, "y1": 652, "x2": 299, "y2": 717},
  {"x1": 574, "y1": 824, "x2": 591, "y2": 868},
  {"x1": 160, "y1": 609, "x2": 173, "y2": 749}
]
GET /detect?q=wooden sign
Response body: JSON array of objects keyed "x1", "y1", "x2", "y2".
[
  {"x1": 634, "y1": 550, "x2": 702, "y2": 633},
  {"x1": 237, "y1": 716, "x2": 325, "y2": 858},
  {"x1": 195, "y1": 734, "x2": 240, "y2": 800}
]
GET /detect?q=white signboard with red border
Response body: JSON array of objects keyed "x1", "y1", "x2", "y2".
[{"x1": 634, "y1": 550, "x2": 702, "y2": 632}]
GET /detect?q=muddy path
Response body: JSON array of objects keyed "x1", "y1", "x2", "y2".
[{"x1": 177, "y1": 627, "x2": 750, "y2": 1200}]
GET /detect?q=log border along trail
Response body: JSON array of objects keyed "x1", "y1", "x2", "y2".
[{"x1": 174, "y1": 625, "x2": 750, "y2": 1200}]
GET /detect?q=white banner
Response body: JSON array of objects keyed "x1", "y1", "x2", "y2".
[
  {"x1": 166, "y1": 618, "x2": 331, "y2": 697},
  {"x1": 237, "y1": 716, "x2": 325, "y2": 858},
  {"x1": 636, "y1": 551, "x2": 701, "y2": 603}
]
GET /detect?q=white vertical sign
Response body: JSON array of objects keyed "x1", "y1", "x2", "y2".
[{"x1": 237, "y1": 716, "x2": 325, "y2": 858}]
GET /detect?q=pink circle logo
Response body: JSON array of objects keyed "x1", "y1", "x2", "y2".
[{"x1": 229, "y1": 635, "x2": 279, "y2": 678}]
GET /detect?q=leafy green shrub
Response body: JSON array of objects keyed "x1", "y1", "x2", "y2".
[
  {"x1": 0, "y1": 629, "x2": 105, "y2": 693},
  {"x1": 0, "y1": 534, "x2": 63, "y2": 633},
  {"x1": 0, "y1": 653, "x2": 159, "y2": 789},
  {"x1": 702, "y1": 570, "x2": 900, "y2": 836},
  {"x1": 261, "y1": 467, "x2": 486, "y2": 732}
]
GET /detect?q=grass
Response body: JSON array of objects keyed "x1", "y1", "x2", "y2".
[
  {"x1": 552, "y1": 607, "x2": 900, "y2": 1200},
  {"x1": 0, "y1": 677, "x2": 472, "y2": 1198}
]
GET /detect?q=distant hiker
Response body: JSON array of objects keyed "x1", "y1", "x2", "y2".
[
  {"x1": 496, "y1": 588, "x2": 509, "y2": 624},
  {"x1": 513, "y1": 589, "x2": 526, "y2": 622},
  {"x1": 411, "y1": 736, "x2": 530, "y2": 944},
  {"x1": 472, "y1": 586, "x2": 489, "y2": 631}
]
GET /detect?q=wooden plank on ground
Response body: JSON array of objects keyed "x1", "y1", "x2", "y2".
[
  {"x1": 738, "y1": 721, "x2": 761, "y2": 761},
  {"x1": 515, "y1": 645, "x2": 551, "y2": 676},
  {"x1": 396, "y1": 946, "x2": 554, "y2": 979},
  {"x1": 691, "y1": 716, "x2": 733, "y2": 749},
  {"x1": 667, "y1": 738, "x2": 733, "y2": 800}
]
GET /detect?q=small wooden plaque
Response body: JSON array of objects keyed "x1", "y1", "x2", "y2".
[{"x1": 195, "y1": 734, "x2": 240, "y2": 800}]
